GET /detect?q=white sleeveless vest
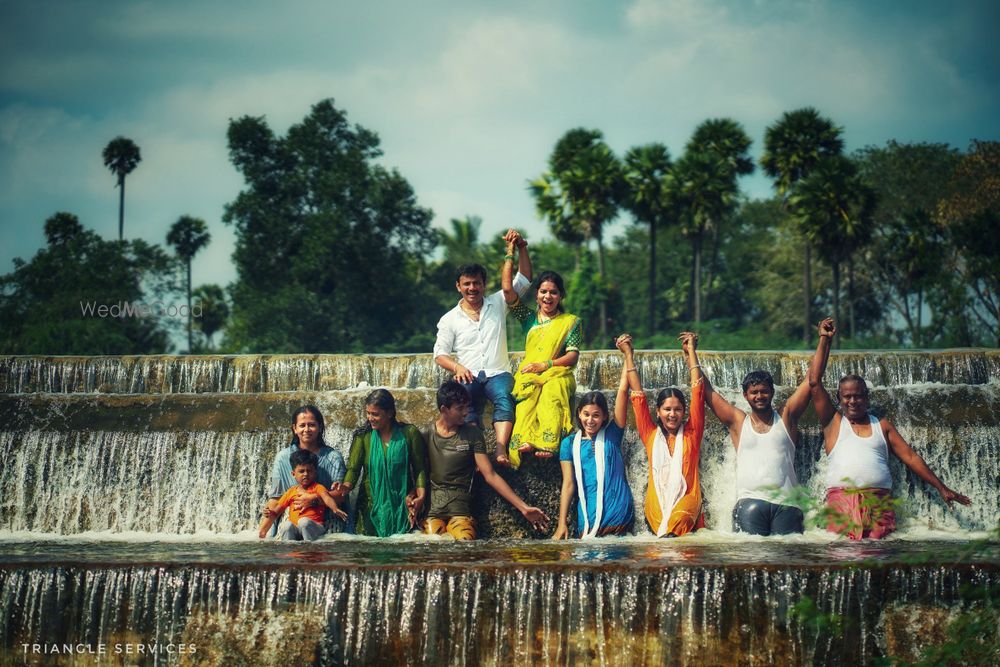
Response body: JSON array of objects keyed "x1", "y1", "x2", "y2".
[
  {"x1": 824, "y1": 415, "x2": 892, "y2": 490},
  {"x1": 736, "y1": 410, "x2": 799, "y2": 502}
]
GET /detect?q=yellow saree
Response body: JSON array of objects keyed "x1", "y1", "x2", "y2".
[{"x1": 508, "y1": 312, "x2": 579, "y2": 469}]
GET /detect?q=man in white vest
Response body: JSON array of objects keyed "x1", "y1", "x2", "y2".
[{"x1": 703, "y1": 318, "x2": 837, "y2": 535}]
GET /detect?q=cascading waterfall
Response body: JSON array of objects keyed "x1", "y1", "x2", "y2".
[{"x1": 0, "y1": 349, "x2": 997, "y2": 665}]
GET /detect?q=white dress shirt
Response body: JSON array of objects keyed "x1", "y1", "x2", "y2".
[{"x1": 433, "y1": 272, "x2": 530, "y2": 377}]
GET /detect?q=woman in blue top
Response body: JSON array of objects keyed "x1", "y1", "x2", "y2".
[{"x1": 552, "y1": 357, "x2": 633, "y2": 538}]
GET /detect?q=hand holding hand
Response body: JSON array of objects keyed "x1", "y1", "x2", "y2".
[
  {"x1": 818, "y1": 318, "x2": 837, "y2": 338},
  {"x1": 615, "y1": 333, "x2": 633, "y2": 355},
  {"x1": 677, "y1": 331, "x2": 698, "y2": 355},
  {"x1": 939, "y1": 487, "x2": 972, "y2": 507},
  {"x1": 521, "y1": 506, "x2": 550, "y2": 532}
]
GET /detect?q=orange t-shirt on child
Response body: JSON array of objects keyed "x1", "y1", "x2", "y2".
[{"x1": 274, "y1": 483, "x2": 328, "y2": 524}]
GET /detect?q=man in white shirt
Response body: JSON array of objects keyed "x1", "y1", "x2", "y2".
[{"x1": 433, "y1": 229, "x2": 532, "y2": 465}]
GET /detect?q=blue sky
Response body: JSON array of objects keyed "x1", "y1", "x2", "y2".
[{"x1": 2, "y1": 0, "x2": 998, "y2": 291}]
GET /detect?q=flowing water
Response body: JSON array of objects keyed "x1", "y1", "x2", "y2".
[{"x1": 0, "y1": 350, "x2": 997, "y2": 665}]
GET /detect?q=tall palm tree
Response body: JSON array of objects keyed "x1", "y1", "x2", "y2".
[
  {"x1": 102, "y1": 137, "x2": 142, "y2": 241},
  {"x1": 790, "y1": 155, "x2": 875, "y2": 338},
  {"x1": 622, "y1": 143, "x2": 673, "y2": 336},
  {"x1": 761, "y1": 108, "x2": 843, "y2": 344},
  {"x1": 191, "y1": 284, "x2": 229, "y2": 351},
  {"x1": 167, "y1": 216, "x2": 211, "y2": 353},
  {"x1": 530, "y1": 128, "x2": 624, "y2": 338},
  {"x1": 683, "y1": 119, "x2": 754, "y2": 321}
]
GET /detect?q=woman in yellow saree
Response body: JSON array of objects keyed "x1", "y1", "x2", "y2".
[{"x1": 500, "y1": 256, "x2": 582, "y2": 469}]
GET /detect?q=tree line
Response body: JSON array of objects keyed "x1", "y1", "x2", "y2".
[{"x1": 1, "y1": 99, "x2": 996, "y2": 354}]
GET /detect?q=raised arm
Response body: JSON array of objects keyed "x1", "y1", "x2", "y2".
[
  {"x1": 513, "y1": 230, "x2": 532, "y2": 283},
  {"x1": 679, "y1": 332, "x2": 705, "y2": 442},
  {"x1": 501, "y1": 233, "x2": 518, "y2": 304},
  {"x1": 799, "y1": 318, "x2": 837, "y2": 427},
  {"x1": 883, "y1": 418, "x2": 971, "y2": 507},
  {"x1": 615, "y1": 334, "x2": 642, "y2": 428},
  {"x1": 616, "y1": 334, "x2": 643, "y2": 393}
]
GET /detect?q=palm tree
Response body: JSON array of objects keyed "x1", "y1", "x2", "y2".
[
  {"x1": 530, "y1": 128, "x2": 624, "y2": 338},
  {"x1": 761, "y1": 108, "x2": 844, "y2": 344},
  {"x1": 191, "y1": 284, "x2": 229, "y2": 351},
  {"x1": 790, "y1": 156, "x2": 875, "y2": 338},
  {"x1": 529, "y1": 174, "x2": 586, "y2": 269},
  {"x1": 438, "y1": 216, "x2": 484, "y2": 266},
  {"x1": 102, "y1": 137, "x2": 142, "y2": 241},
  {"x1": 672, "y1": 151, "x2": 736, "y2": 324},
  {"x1": 622, "y1": 144, "x2": 673, "y2": 335},
  {"x1": 166, "y1": 216, "x2": 211, "y2": 353}
]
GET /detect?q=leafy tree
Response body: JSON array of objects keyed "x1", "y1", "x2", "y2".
[
  {"x1": 191, "y1": 284, "x2": 228, "y2": 351},
  {"x1": 530, "y1": 128, "x2": 624, "y2": 339},
  {"x1": 0, "y1": 212, "x2": 173, "y2": 354},
  {"x1": 622, "y1": 143, "x2": 674, "y2": 335},
  {"x1": 676, "y1": 119, "x2": 754, "y2": 324},
  {"x1": 102, "y1": 137, "x2": 142, "y2": 241},
  {"x1": 855, "y1": 141, "x2": 961, "y2": 344},
  {"x1": 936, "y1": 140, "x2": 1000, "y2": 344},
  {"x1": 166, "y1": 216, "x2": 211, "y2": 353},
  {"x1": 223, "y1": 99, "x2": 436, "y2": 352},
  {"x1": 790, "y1": 155, "x2": 875, "y2": 338},
  {"x1": 761, "y1": 108, "x2": 844, "y2": 343}
]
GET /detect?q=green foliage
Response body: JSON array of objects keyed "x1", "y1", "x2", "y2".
[
  {"x1": 222, "y1": 99, "x2": 437, "y2": 353},
  {"x1": 761, "y1": 107, "x2": 844, "y2": 197},
  {"x1": 0, "y1": 212, "x2": 175, "y2": 354},
  {"x1": 191, "y1": 283, "x2": 229, "y2": 351}
]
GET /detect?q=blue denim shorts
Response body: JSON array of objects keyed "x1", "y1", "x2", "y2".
[{"x1": 461, "y1": 371, "x2": 515, "y2": 425}]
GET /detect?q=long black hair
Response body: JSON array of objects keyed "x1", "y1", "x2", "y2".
[
  {"x1": 291, "y1": 405, "x2": 327, "y2": 447},
  {"x1": 654, "y1": 387, "x2": 687, "y2": 436}
]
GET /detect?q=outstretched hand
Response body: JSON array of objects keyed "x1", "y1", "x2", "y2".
[
  {"x1": 522, "y1": 506, "x2": 550, "y2": 532},
  {"x1": 818, "y1": 318, "x2": 837, "y2": 338},
  {"x1": 939, "y1": 487, "x2": 972, "y2": 507}
]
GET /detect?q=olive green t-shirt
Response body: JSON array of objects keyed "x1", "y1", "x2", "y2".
[{"x1": 423, "y1": 422, "x2": 487, "y2": 518}]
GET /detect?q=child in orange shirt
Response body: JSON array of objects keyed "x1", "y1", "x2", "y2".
[{"x1": 258, "y1": 450, "x2": 347, "y2": 540}]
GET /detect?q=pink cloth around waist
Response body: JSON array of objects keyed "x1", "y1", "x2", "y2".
[{"x1": 825, "y1": 487, "x2": 897, "y2": 540}]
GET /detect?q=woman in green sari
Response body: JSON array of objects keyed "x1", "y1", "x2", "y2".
[
  {"x1": 340, "y1": 389, "x2": 427, "y2": 536},
  {"x1": 502, "y1": 258, "x2": 583, "y2": 469}
]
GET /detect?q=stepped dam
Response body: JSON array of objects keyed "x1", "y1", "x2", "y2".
[{"x1": 0, "y1": 349, "x2": 997, "y2": 665}]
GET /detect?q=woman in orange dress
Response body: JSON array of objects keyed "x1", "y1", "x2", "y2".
[{"x1": 618, "y1": 331, "x2": 705, "y2": 537}]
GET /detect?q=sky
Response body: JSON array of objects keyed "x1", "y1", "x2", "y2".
[{"x1": 2, "y1": 0, "x2": 999, "y2": 293}]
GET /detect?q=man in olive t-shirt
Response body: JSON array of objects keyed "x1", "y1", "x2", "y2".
[{"x1": 422, "y1": 381, "x2": 550, "y2": 540}]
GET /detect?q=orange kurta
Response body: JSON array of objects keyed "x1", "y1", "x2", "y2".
[{"x1": 630, "y1": 380, "x2": 705, "y2": 536}]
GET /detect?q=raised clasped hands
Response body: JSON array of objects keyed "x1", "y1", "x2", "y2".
[
  {"x1": 504, "y1": 228, "x2": 527, "y2": 249},
  {"x1": 818, "y1": 317, "x2": 837, "y2": 338},
  {"x1": 677, "y1": 331, "x2": 698, "y2": 355},
  {"x1": 615, "y1": 333, "x2": 633, "y2": 355}
]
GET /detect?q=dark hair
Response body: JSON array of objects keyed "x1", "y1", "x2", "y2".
[
  {"x1": 575, "y1": 391, "x2": 609, "y2": 431},
  {"x1": 437, "y1": 380, "x2": 471, "y2": 410},
  {"x1": 534, "y1": 270, "x2": 566, "y2": 313},
  {"x1": 655, "y1": 387, "x2": 687, "y2": 436},
  {"x1": 363, "y1": 388, "x2": 399, "y2": 431},
  {"x1": 291, "y1": 405, "x2": 326, "y2": 447},
  {"x1": 741, "y1": 370, "x2": 775, "y2": 393},
  {"x1": 455, "y1": 263, "x2": 487, "y2": 284},
  {"x1": 838, "y1": 374, "x2": 869, "y2": 395},
  {"x1": 289, "y1": 449, "x2": 319, "y2": 470}
]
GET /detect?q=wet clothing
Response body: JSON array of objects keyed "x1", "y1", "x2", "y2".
[
  {"x1": 273, "y1": 483, "x2": 330, "y2": 525},
  {"x1": 344, "y1": 425, "x2": 427, "y2": 537},
  {"x1": 558, "y1": 422, "x2": 634, "y2": 537},
  {"x1": 631, "y1": 381, "x2": 706, "y2": 537},
  {"x1": 734, "y1": 410, "x2": 803, "y2": 535},
  {"x1": 277, "y1": 517, "x2": 326, "y2": 541},
  {"x1": 268, "y1": 444, "x2": 345, "y2": 499},
  {"x1": 733, "y1": 498, "x2": 804, "y2": 535},
  {"x1": 423, "y1": 515, "x2": 476, "y2": 540},
  {"x1": 825, "y1": 487, "x2": 897, "y2": 540},
  {"x1": 825, "y1": 415, "x2": 892, "y2": 490},
  {"x1": 424, "y1": 423, "x2": 488, "y2": 519},
  {"x1": 508, "y1": 300, "x2": 581, "y2": 468}
]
